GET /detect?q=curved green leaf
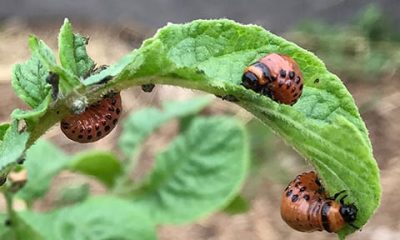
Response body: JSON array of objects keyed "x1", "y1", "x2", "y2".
[
  {"x1": 133, "y1": 116, "x2": 249, "y2": 224},
  {"x1": 68, "y1": 151, "x2": 122, "y2": 187},
  {"x1": 59, "y1": 18, "x2": 94, "y2": 78},
  {"x1": 0, "y1": 123, "x2": 10, "y2": 141},
  {"x1": 107, "y1": 19, "x2": 379, "y2": 237},
  {"x1": 19, "y1": 196, "x2": 157, "y2": 240}
]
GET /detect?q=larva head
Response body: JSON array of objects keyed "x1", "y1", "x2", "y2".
[
  {"x1": 340, "y1": 203, "x2": 358, "y2": 224},
  {"x1": 60, "y1": 92, "x2": 122, "y2": 143}
]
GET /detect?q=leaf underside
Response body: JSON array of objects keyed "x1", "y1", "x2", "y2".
[{"x1": 106, "y1": 19, "x2": 380, "y2": 237}]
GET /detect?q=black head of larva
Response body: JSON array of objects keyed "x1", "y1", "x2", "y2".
[
  {"x1": 340, "y1": 203, "x2": 358, "y2": 224},
  {"x1": 241, "y1": 71, "x2": 260, "y2": 91}
]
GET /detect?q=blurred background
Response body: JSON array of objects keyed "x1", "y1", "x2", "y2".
[{"x1": 1, "y1": 0, "x2": 400, "y2": 239}]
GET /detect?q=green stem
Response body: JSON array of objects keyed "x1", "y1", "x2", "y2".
[{"x1": 4, "y1": 190, "x2": 17, "y2": 238}]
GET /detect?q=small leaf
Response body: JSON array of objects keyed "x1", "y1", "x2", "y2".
[
  {"x1": 19, "y1": 196, "x2": 157, "y2": 240},
  {"x1": 0, "y1": 123, "x2": 10, "y2": 141},
  {"x1": 11, "y1": 54, "x2": 51, "y2": 108},
  {"x1": 119, "y1": 96, "x2": 212, "y2": 159},
  {"x1": 59, "y1": 18, "x2": 94, "y2": 78},
  {"x1": 133, "y1": 116, "x2": 249, "y2": 224},
  {"x1": 17, "y1": 140, "x2": 69, "y2": 202},
  {"x1": 68, "y1": 151, "x2": 122, "y2": 187},
  {"x1": 28, "y1": 35, "x2": 81, "y2": 94},
  {"x1": 222, "y1": 195, "x2": 250, "y2": 215},
  {"x1": 0, "y1": 121, "x2": 30, "y2": 175}
]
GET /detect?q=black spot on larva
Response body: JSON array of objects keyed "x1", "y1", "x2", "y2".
[
  {"x1": 300, "y1": 186, "x2": 306, "y2": 192},
  {"x1": 112, "y1": 119, "x2": 118, "y2": 125},
  {"x1": 289, "y1": 71, "x2": 295, "y2": 79},
  {"x1": 104, "y1": 125, "x2": 111, "y2": 132},
  {"x1": 97, "y1": 131, "x2": 102, "y2": 137},
  {"x1": 87, "y1": 127, "x2": 92, "y2": 133},
  {"x1": 280, "y1": 69, "x2": 286, "y2": 78},
  {"x1": 105, "y1": 114, "x2": 112, "y2": 120},
  {"x1": 61, "y1": 122, "x2": 70, "y2": 129},
  {"x1": 72, "y1": 130, "x2": 76, "y2": 134},
  {"x1": 108, "y1": 107, "x2": 114, "y2": 112},
  {"x1": 284, "y1": 185, "x2": 289, "y2": 191},
  {"x1": 116, "y1": 108, "x2": 121, "y2": 115},
  {"x1": 271, "y1": 76, "x2": 277, "y2": 81},
  {"x1": 80, "y1": 129, "x2": 84, "y2": 133},
  {"x1": 101, "y1": 119, "x2": 107, "y2": 126},
  {"x1": 278, "y1": 79, "x2": 284, "y2": 87},
  {"x1": 295, "y1": 175, "x2": 301, "y2": 181},
  {"x1": 286, "y1": 189, "x2": 293, "y2": 197},
  {"x1": 295, "y1": 76, "x2": 301, "y2": 84},
  {"x1": 304, "y1": 195, "x2": 310, "y2": 201},
  {"x1": 286, "y1": 81, "x2": 292, "y2": 89},
  {"x1": 295, "y1": 182, "x2": 300, "y2": 188},
  {"x1": 78, "y1": 135, "x2": 83, "y2": 139},
  {"x1": 95, "y1": 124, "x2": 100, "y2": 130},
  {"x1": 291, "y1": 88, "x2": 296, "y2": 93},
  {"x1": 293, "y1": 92, "x2": 298, "y2": 98},
  {"x1": 111, "y1": 98, "x2": 117, "y2": 105},
  {"x1": 87, "y1": 135, "x2": 93, "y2": 140},
  {"x1": 291, "y1": 194, "x2": 299, "y2": 202},
  {"x1": 314, "y1": 78, "x2": 320, "y2": 84},
  {"x1": 300, "y1": 84, "x2": 303, "y2": 91}
]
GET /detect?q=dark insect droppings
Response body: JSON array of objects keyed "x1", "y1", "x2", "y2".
[{"x1": 314, "y1": 78, "x2": 320, "y2": 84}]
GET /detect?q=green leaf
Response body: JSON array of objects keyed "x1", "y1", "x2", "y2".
[
  {"x1": 118, "y1": 96, "x2": 212, "y2": 159},
  {"x1": 133, "y1": 116, "x2": 249, "y2": 224},
  {"x1": 113, "y1": 19, "x2": 379, "y2": 236},
  {"x1": 222, "y1": 195, "x2": 250, "y2": 215},
  {"x1": 0, "y1": 121, "x2": 30, "y2": 175},
  {"x1": 19, "y1": 196, "x2": 157, "y2": 240},
  {"x1": 59, "y1": 18, "x2": 94, "y2": 78},
  {"x1": 0, "y1": 123, "x2": 10, "y2": 141},
  {"x1": 83, "y1": 51, "x2": 138, "y2": 85},
  {"x1": 11, "y1": 94, "x2": 52, "y2": 128},
  {"x1": 28, "y1": 35, "x2": 81, "y2": 94},
  {"x1": 68, "y1": 151, "x2": 122, "y2": 187},
  {"x1": 17, "y1": 140, "x2": 69, "y2": 202},
  {"x1": 11, "y1": 54, "x2": 51, "y2": 108},
  {"x1": 57, "y1": 183, "x2": 90, "y2": 205}
]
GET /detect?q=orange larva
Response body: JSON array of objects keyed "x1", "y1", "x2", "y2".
[
  {"x1": 60, "y1": 92, "x2": 122, "y2": 143},
  {"x1": 281, "y1": 171, "x2": 358, "y2": 233},
  {"x1": 241, "y1": 53, "x2": 303, "y2": 105}
]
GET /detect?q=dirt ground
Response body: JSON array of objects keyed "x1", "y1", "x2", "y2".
[{"x1": 0, "y1": 20, "x2": 399, "y2": 240}]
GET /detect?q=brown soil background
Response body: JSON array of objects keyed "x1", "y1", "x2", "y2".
[{"x1": 0, "y1": 19, "x2": 399, "y2": 240}]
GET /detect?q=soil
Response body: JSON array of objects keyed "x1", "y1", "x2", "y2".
[{"x1": 0, "y1": 20, "x2": 399, "y2": 240}]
